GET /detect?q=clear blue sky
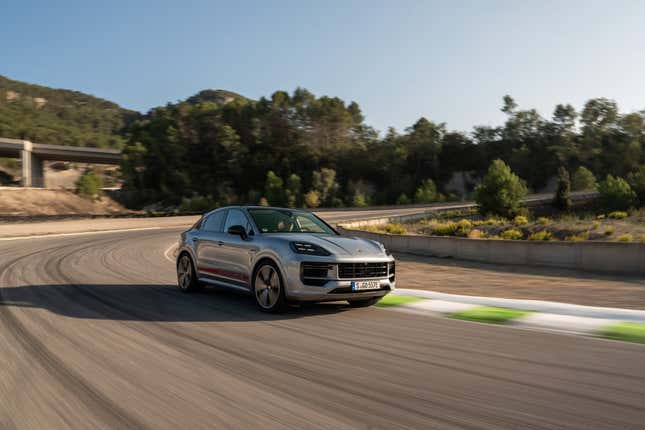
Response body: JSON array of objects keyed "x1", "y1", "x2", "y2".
[{"x1": 3, "y1": 0, "x2": 645, "y2": 133}]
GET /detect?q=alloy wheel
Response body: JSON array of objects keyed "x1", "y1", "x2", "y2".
[{"x1": 255, "y1": 264, "x2": 280, "y2": 309}]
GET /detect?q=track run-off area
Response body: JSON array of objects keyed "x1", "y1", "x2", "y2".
[{"x1": 1, "y1": 210, "x2": 645, "y2": 428}]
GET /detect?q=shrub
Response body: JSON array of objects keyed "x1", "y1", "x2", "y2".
[
  {"x1": 639, "y1": 234, "x2": 645, "y2": 244},
  {"x1": 258, "y1": 197, "x2": 270, "y2": 206},
  {"x1": 304, "y1": 190, "x2": 321, "y2": 208},
  {"x1": 382, "y1": 223, "x2": 407, "y2": 235},
  {"x1": 179, "y1": 195, "x2": 217, "y2": 213},
  {"x1": 500, "y1": 229, "x2": 523, "y2": 240},
  {"x1": 596, "y1": 214, "x2": 606, "y2": 219},
  {"x1": 604, "y1": 227, "x2": 615, "y2": 236},
  {"x1": 537, "y1": 217, "x2": 550, "y2": 225},
  {"x1": 468, "y1": 229, "x2": 485, "y2": 239},
  {"x1": 597, "y1": 175, "x2": 637, "y2": 211},
  {"x1": 553, "y1": 166, "x2": 572, "y2": 211},
  {"x1": 528, "y1": 230, "x2": 554, "y2": 241},
  {"x1": 617, "y1": 233, "x2": 633, "y2": 242},
  {"x1": 608, "y1": 211, "x2": 628, "y2": 219},
  {"x1": 591, "y1": 221, "x2": 600, "y2": 229},
  {"x1": 571, "y1": 166, "x2": 597, "y2": 191},
  {"x1": 484, "y1": 217, "x2": 505, "y2": 226},
  {"x1": 432, "y1": 221, "x2": 458, "y2": 236},
  {"x1": 75, "y1": 170, "x2": 103, "y2": 200},
  {"x1": 513, "y1": 215, "x2": 528, "y2": 226},
  {"x1": 352, "y1": 192, "x2": 369, "y2": 207},
  {"x1": 455, "y1": 219, "x2": 473, "y2": 236},
  {"x1": 396, "y1": 193, "x2": 410, "y2": 205},
  {"x1": 475, "y1": 159, "x2": 528, "y2": 218},
  {"x1": 565, "y1": 231, "x2": 589, "y2": 242},
  {"x1": 414, "y1": 179, "x2": 438, "y2": 203}
]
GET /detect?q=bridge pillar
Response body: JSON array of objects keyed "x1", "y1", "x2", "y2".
[
  {"x1": 30, "y1": 153, "x2": 44, "y2": 187},
  {"x1": 21, "y1": 141, "x2": 32, "y2": 187},
  {"x1": 20, "y1": 141, "x2": 45, "y2": 188}
]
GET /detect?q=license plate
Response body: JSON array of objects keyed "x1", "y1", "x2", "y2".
[{"x1": 352, "y1": 280, "x2": 380, "y2": 291}]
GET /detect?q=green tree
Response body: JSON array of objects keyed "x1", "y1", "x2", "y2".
[
  {"x1": 571, "y1": 166, "x2": 597, "y2": 191},
  {"x1": 597, "y1": 175, "x2": 637, "y2": 211},
  {"x1": 311, "y1": 168, "x2": 340, "y2": 206},
  {"x1": 413, "y1": 179, "x2": 438, "y2": 203},
  {"x1": 475, "y1": 159, "x2": 528, "y2": 217},
  {"x1": 76, "y1": 170, "x2": 103, "y2": 200},
  {"x1": 396, "y1": 194, "x2": 410, "y2": 205},
  {"x1": 627, "y1": 166, "x2": 645, "y2": 205},
  {"x1": 304, "y1": 190, "x2": 321, "y2": 208},
  {"x1": 285, "y1": 174, "x2": 302, "y2": 208},
  {"x1": 553, "y1": 166, "x2": 572, "y2": 211},
  {"x1": 264, "y1": 171, "x2": 285, "y2": 206}
]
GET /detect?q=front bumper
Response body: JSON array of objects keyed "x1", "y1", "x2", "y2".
[{"x1": 282, "y1": 256, "x2": 396, "y2": 302}]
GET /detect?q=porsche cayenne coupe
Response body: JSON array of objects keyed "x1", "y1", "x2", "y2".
[{"x1": 176, "y1": 206, "x2": 396, "y2": 312}]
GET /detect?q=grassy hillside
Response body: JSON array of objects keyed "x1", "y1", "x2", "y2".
[{"x1": 0, "y1": 75, "x2": 137, "y2": 149}]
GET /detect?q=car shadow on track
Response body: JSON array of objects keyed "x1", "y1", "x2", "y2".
[{"x1": 0, "y1": 283, "x2": 354, "y2": 322}]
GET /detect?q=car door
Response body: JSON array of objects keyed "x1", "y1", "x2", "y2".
[
  {"x1": 218, "y1": 209, "x2": 256, "y2": 289},
  {"x1": 195, "y1": 209, "x2": 227, "y2": 281}
]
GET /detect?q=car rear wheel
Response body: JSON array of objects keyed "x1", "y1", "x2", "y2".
[
  {"x1": 253, "y1": 262, "x2": 287, "y2": 313},
  {"x1": 348, "y1": 297, "x2": 381, "y2": 307},
  {"x1": 177, "y1": 254, "x2": 200, "y2": 293}
]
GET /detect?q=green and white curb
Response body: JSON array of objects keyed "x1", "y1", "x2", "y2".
[{"x1": 381, "y1": 289, "x2": 645, "y2": 344}]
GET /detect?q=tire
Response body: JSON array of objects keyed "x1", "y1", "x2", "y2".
[
  {"x1": 348, "y1": 297, "x2": 381, "y2": 308},
  {"x1": 177, "y1": 253, "x2": 200, "y2": 293},
  {"x1": 253, "y1": 261, "x2": 287, "y2": 313}
]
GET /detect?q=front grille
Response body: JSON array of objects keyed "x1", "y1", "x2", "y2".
[{"x1": 338, "y1": 262, "x2": 388, "y2": 279}]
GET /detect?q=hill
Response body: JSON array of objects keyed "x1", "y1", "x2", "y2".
[
  {"x1": 185, "y1": 89, "x2": 248, "y2": 106},
  {"x1": 0, "y1": 75, "x2": 137, "y2": 149}
]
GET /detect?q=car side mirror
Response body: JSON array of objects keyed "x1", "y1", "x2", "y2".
[{"x1": 227, "y1": 225, "x2": 247, "y2": 239}]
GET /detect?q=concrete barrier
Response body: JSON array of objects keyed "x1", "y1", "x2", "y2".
[{"x1": 338, "y1": 226, "x2": 645, "y2": 276}]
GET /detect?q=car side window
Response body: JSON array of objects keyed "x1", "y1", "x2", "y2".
[
  {"x1": 224, "y1": 209, "x2": 250, "y2": 233},
  {"x1": 203, "y1": 210, "x2": 227, "y2": 232}
]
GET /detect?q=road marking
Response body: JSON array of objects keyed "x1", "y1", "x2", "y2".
[
  {"x1": 164, "y1": 243, "x2": 178, "y2": 263},
  {"x1": 0, "y1": 227, "x2": 161, "y2": 242}
]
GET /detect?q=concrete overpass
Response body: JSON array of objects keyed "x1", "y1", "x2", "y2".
[{"x1": 0, "y1": 137, "x2": 121, "y2": 187}]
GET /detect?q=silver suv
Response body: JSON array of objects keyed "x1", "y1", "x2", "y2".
[{"x1": 176, "y1": 206, "x2": 396, "y2": 312}]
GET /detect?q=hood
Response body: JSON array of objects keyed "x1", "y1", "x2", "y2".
[{"x1": 268, "y1": 233, "x2": 387, "y2": 257}]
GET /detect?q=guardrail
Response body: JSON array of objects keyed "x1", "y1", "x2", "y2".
[{"x1": 337, "y1": 191, "x2": 599, "y2": 229}]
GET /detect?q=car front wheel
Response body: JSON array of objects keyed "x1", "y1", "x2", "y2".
[{"x1": 253, "y1": 262, "x2": 287, "y2": 313}]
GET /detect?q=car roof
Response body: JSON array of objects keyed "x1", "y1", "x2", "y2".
[{"x1": 205, "y1": 205, "x2": 311, "y2": 216}]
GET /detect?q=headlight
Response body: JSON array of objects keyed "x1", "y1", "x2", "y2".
[
  {"x1": 290, "y1": 242, "x2": 332, "y2": 256},
  {"x1": 376, "y1": 241, "x2": 390, "y2": 255}
]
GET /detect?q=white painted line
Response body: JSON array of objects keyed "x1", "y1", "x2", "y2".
[
  {"x1": 511, "y1": 314, "x2": 616, "y2": 335},
  {"x1": 394, "y1": 288, "x2": 645, "y2": 323},
  {"x1": 402, "y1": 299, "x2": 477, "y2": 314},
  {"x1": 0, "y1": 227, "x2": 161, "y2": 242},
  {"x1": 164, "y1": 243, "x2": 179, "y2": 263}
]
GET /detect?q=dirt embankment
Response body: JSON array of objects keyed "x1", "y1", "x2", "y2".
[{"x1": 0, "y1": 188, "x2": 129, "y2": 218}]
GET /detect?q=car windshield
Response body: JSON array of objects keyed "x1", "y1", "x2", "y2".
[{"x1": 248, "y1": 208, "x2": 337, "y2": 235}]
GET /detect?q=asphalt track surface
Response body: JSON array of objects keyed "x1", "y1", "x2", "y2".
[{"x1": 1, "y1": 228, "x2": 645, "y2": 429}]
